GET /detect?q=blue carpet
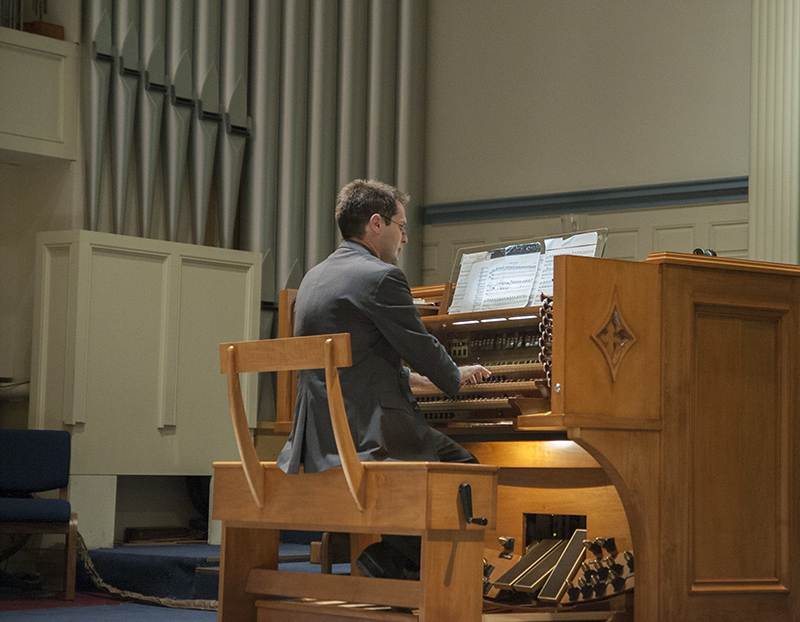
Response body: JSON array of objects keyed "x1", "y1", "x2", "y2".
[
  {"x1": 78, "y1": 544, "x2": 220, "y2": 601},
  {"x1": 4, "y1": 536, "x2": 350, "y2": 620},
  {"x1": 0, "y1": 603, "x2": 217, "y2": 620},
  {"x1": 76, "y1": 539, "x2": 347, "y2": 602}
]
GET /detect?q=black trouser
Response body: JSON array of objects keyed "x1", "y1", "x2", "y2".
[{"x1": 381, "y1": 432, "x2": 479, "y2": 569}]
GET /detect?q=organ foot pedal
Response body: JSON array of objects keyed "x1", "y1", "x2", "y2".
[{"x1": 483, "y1": 533, "x2": 634, "y2": 614}]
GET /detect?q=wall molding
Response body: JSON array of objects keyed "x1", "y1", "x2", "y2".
[{"x1": 422, "y1": 177, "x2": 748, "y2": 225}]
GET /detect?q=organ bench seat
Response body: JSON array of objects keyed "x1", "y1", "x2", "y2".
[
  {"x1": 213, "y1": 460, "x2": 497, "y2": 621},
  {"x1": 212, "y1": 333, "x2": 498, "y2": 622}
]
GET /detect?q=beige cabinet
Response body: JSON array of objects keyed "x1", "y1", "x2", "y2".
[
  {"x1": 0, "y1": 27, "x2": 78, "y2": 161},
  {"x1": 30, "y1": 230, "x2": 261, "y2": 476}
]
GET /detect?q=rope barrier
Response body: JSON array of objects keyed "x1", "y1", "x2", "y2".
[{"x1": 76, "y1": 532, "x2": 218, "y2": 611}]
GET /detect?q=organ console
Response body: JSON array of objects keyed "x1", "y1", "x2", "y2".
[
  {"x1": 412, "y1": 299, "x2": 551, "y2": 428},
  {"x1": 273, "y1": 251, "x2": 800, "y2": 621}
]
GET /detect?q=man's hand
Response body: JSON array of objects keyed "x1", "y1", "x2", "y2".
[
  {"x1": 408, "y1": 371, "x2": 435, "y2": 390},
  {"x1": 459, "y1": 364, "x2": 491, "y2": 385},
  {"x1": 407, "y1": 365, "x2": 491, "y2": 390}
]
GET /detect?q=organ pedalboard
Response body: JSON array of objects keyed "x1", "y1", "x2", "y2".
[{"x1": 484, "y1": 532, "x2": 634, "y2": 609}]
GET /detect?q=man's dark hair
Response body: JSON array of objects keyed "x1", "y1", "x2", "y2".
[{"x1": 335, "y1": 179, "x2": 409, "y2": 240}]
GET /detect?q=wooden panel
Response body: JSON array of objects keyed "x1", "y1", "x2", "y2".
[
  {"x1": 221, "y1": 333, "x2": 351, "y2": 374},
  {"x1": 31, "y1": 230, "x2": 262, "y2": 476},
  {"x1": 489, "y1": 479, "x2": 632, "y2": 554},
  {"x1": 0, "y1": 42, "x2": 64, "y2": 141},
  {"x1": 247, "y1": 569, "x2": 419, "y2": 608},
  {"x1": 219, "y1": 525, "x2": 279, "y2": 622},
  {"x1": 657, "y1": 257, "x2": 799, "y2": 621},
  {"x1": 29, "y1": 243, "x2": 72, "y2": 428},
  {"x1": 427, "y1": 470, "x2": 496, "y2": 530},
  {"x1": 212, "y1": 462, "x2": 497, "y2": 533},
  {"x1": 460, "y1": 439, "x2": 601, "y2": 469},
  {"x1": 710, "y1": 222, "x2": 748, "y2": 257},
  {"x1": 646, "y1": 251, "x2": 800, "y2": 277},
  {"x1": 462, "y1": 439, "x2": 632, "y2": 555},
  {"x1": 0, "y1": 28, "x2": 78, "y2": 159},
  {"x1": 420, "y1": 201, "x2": 750, "y2": 285},
  {"x1": 275, "y1": 289, "x2": 298, "y2": 433},
  {"x1": 691, "y1": 305, "x2": 788, "y2": 591},
  {"x1": 605, "y1": 229, "x2": 639, "y2": 261},
  {"x1": 80, "y1": 246, "x2": 169, "y2": 432},
  {"x1": 177, "y1": 256, "x2": 262, "y2": 433},
  {"x1": 256, "y1": 600, "x2": 412, "y2": 622},
  {"x1": 419, "y1": 530, "x2": 485, "y2": 620},
  {"x1": 551, "y1": 255, "x2": 661, "y2": 420},
  {"x1": 653, "y1": 224, "x2": 696, "y2": 254}
]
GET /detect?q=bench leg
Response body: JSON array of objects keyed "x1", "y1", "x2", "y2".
[
  {"x1": 218, "y1": 523, "x2": 279, "y2": 622},
  {"x1": 418, "y1": 529, "x2": 484, "y2": 622},
  {"x1": 349, "y1": 533, "x2": 381, "y2": 577},
  {"x1": 64, "y1": 513, "x2": 78, "y2": 600}
]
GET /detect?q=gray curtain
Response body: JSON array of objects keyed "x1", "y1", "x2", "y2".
[{"x1": 82, "y1": 0, "x2": 427, "y2": 302}]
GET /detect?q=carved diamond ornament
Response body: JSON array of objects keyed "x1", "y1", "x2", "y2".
[{"x1": 591, "y1": 292, "x2": 637, "y2": 382}]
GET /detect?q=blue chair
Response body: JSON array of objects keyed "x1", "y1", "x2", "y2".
[{"x1": 0, "y1": 429, "x2": 77, "y2": 600}]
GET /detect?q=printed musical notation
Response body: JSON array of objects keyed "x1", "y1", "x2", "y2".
[
  {"x1": 463, "y1": 254, "x2": 541, "y2": 312},
  {"x1": 448, "y1": 231, "x2": 599, "y2": 314}
]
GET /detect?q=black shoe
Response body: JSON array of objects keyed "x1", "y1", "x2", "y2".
[
  {"x1": 356, "y1": 541, "x2": 420, "y2": 580},
  {"x1": 356, "y1": 541, "x2": 407, "y2": 579},
  {"x1": 401, "y1": 559, "x2": 420, "y2": 581}
]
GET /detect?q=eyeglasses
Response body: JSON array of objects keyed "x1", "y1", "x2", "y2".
[{"x1": 382, "y1": 216, "x2": 409, "y2": 237}]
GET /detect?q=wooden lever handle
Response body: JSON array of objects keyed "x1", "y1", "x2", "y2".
[{"x1": 459, "y1": 483, "x2": 488, "y2": 526}]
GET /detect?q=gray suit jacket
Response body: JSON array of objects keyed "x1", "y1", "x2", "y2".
[{"x1": 276, "y1": 240, "x2": 461, "y2": 474}]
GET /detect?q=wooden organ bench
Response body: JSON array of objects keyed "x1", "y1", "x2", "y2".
[{"x1": 212, "y1": 332, "x2": 498, "y2": 622}]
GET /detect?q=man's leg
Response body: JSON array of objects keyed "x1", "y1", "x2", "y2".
[
  {"x1": 433, "y1": 428, "x2": 479, "y2": 463},
  {"x1": 358, "y1": 432, "x2": 477, "y2": 579},
  {"x1": 374, "y1": 431, "x2": 478, "y2": 575}
]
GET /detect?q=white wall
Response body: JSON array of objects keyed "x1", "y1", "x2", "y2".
[
  {"x1": 421, "y1": 201, "x2": 749, "y2": 286},
  {"x1": 424, "y1": 0, "x2": 752, "y2": 203}
]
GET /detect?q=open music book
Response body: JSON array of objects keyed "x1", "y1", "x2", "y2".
[{"x1": 448, "y1": 230, "x2": 603, "y2": 314}]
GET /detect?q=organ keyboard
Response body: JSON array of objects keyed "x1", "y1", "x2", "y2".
[{"x1": 411, "y1": 297, "x2": 553, "y2": 428}]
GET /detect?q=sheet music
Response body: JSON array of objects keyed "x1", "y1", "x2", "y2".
[
  {"x1": 450, "y1": 231, "x2": 601, "y2": 312},
  {"x1": 448, "y1": 251, "x2": 490, "y2": 314},
  {"x1": 459, "y1": 253, "x2": 541, "y2": 313},
  {"x1": 529, "y1": 231, "x2": 599, "y2": 300}
]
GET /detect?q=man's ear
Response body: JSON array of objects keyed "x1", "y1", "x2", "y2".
[{"x1": 367, "y1": 213, "x2": 383, "y2": 233}]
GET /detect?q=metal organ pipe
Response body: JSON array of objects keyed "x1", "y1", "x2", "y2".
[
  {"x1": 241, "y1": 0, "x2": 282, "y2": 301},
  {"x1": 110, "y1": 0, "x2": 140, "y2": 235},
  {"x1": 162, "y1": 0, "x2": 194, "y2": 242},
  {"x1": 304, "y1": 0, "x2": 338, "y2": 271},
  {"x1": 82, "y1": 0, "x2": 113, "y2": 232},
  {"x1": 276, "y1": 0, "x2": 309, "y2": 290},
  {"x1": 78, "y1": 0, "x2": 423, "y2": 285},
  {"x1": 189, "y1": 0, "x2": 221, "y2": 245},
  {"x1": 215, "y1": 0, "x2": 250, "y2": 250},
  {"x1": 136, "y1": 0, "x2": 166, "y2": 239}
]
